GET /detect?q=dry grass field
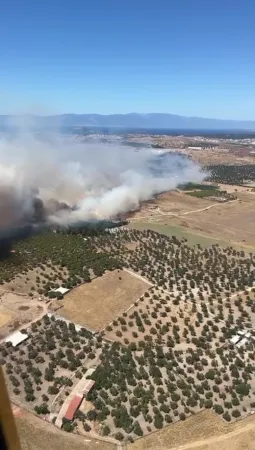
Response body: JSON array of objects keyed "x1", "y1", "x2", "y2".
[
  {"x1": 128, "y1": 410, "x2": 255, "y2": 450},
  {"x1": 0, "y1": 306, "x2": 13, "y2": 327},
  {"x1": 16, "y1": 410, "x2": 115, "y2": 450},
  {"x1": 173, "y1": 194, "x2": 255, "y2": 248},
  {"x1": 0, "y1": 292, "x2": 44, "y2": 340},
  {"x1": 129, "y1": 190, "x2": 255, "y2": 249},
  {"x1": 52, "y1": 269, "x2": 150, "y2": 331},
  {"x1": 131, "y1": 191, "x2": 213, "y2": 220}
]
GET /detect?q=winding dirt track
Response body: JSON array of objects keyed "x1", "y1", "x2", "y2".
[{"x1": 130, "y1": 199, "x2": 237, "y2": 222}]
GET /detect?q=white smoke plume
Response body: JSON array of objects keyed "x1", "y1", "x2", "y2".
[{"x1": 0, "y1": 123, "x2": 205, "y2": 233}]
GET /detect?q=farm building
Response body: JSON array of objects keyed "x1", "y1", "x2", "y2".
[
  {"x1": 63, "y1": 377, "x2": 95, "y2": 422},
  {"x1": 230, "y1": 329, "x2": 253, "y2": 347},
  {"x1": 64, "y1": 395, "x2": 83, "y2": 421},
  {"x1": 5, "y1": 331, "x2": 29, "y2": 347}
]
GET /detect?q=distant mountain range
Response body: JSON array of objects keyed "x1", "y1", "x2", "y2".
[{"x1": 1, "y1": 113, "x2": 255, "y2": 130}]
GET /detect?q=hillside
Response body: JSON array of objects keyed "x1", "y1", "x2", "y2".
[{"x1": 1, "y1": 113, "x2": 255, "y2": 130}]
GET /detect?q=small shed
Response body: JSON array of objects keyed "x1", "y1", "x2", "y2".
[{"x1": 5, "y1": 331, "x2": 29, "y2": 347}]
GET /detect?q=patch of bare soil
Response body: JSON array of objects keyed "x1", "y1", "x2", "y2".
[
  {"x1": 51, "y1": 269, "x2": 150, "y2": 331},
  {"x1": 0, "y1": 292, "x2": 44, "y2": 339},
  {"x1": 128, "y1": 410, "x2": 255, "y2": 450},
  {"x1": 16, "y1": 410, "x2": 115, "y2": 450}
]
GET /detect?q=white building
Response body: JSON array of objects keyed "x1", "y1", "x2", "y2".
[
  {"x1": 53, "y1": 287, "x2": 70, "y2": 295},
  {"x1": 5, "y1": 331, "x2": 29, "y2": 347},
  {"x1": 230, "y1": 335, "x2": 240, "y2": 345}
]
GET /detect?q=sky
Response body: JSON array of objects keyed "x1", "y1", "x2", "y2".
[{"x1": 0, "y1": 0, "x2": 255, "y2": 120}]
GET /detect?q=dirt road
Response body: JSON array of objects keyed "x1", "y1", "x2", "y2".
[{"x1": 130, "y1": 199, "x2": 237, "y2": 222}]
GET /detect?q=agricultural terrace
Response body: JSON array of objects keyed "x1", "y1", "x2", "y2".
[{"x1": 51, "y1": 269, "x2": 150, "y2": 331}]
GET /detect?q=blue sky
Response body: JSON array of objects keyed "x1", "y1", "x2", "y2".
[{"x1": 0, "y1": 0, "x2": 255, "y2": 119}]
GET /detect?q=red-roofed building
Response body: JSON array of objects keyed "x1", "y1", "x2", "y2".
[{"x1": 64, "y1": 395, "x2": 83, "y2": 421}]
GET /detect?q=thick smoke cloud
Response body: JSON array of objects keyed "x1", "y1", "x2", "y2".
[{"x1": 0, "y1": 126, "x2": 205, "y2": 239}]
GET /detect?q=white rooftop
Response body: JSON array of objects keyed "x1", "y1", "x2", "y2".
[
  {"x1": 53, "y1": 287, "x2": 69, "y2": 295},
  {"x1": 5, "y1": 331, "x2": 29, "y2": 347},
  {"x1": 230, "y1": 335, "x2": 240, "y2": 344},
  {"x1": 236, "y1": 337, "x2": 248, "y2": 348}
]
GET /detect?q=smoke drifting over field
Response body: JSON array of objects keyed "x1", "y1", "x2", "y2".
[{"x1": 0, "y1": 127, "x2": 204, "y2": 243}]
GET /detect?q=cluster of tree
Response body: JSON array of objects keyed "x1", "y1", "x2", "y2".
[
  {"x1": 206, "y1": 164, "x2": 255, "y2": 185},
  {"x1": 0, "y1": 315, "x2": 98, "y2": 410},
  {"x1": 86, "y1": 335, "x2": 253, "y2": 440},
  {"x1": 0, "y1": 230, "x2": 121, "y2": 296}
]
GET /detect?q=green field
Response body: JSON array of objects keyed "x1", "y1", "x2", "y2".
[
  {"x1": 186, "y1": 189, "x2": 219, "y2": 198},
  {"x1": 129, "y1": 221, "x2": 224, "y2": 248},
  {"x1": 129, "y1": 221, "x2": 253, "y2": 252}
]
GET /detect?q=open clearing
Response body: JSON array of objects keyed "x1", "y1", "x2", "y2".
[
  {"x1": 173, "y1": 195, "x2": 255, "y2": 248},
  {"x1": 16, "y1": 410, "x2": 115, "y2": 450},
  {"x1": 0, "y1": 292, "x2": 44, "y2": 340},
  {"x1": 128, "y1": 410, "x2": 255, "y2": 450},
  {"x1": 0, "y1": 306, "x2": 13, "y2": 327},
  {"x1": 51, "y1": 269, "x2": 150, "y2": 331},
  {"x1": 129, "y1": 190, "x2": 255, "y2": 249}
]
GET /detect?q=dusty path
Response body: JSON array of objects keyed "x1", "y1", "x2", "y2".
[
  {"x1": 89, "y1": 429, "x2": 123, "y2": 450},
  {"x1": 123, "y1": 268, "x2": 154, "y2": 286},
  {"x1": 130, "y1": 199, "x2": 237, "y2": 222},
  {"x1": 171, "y1": 420, "x2": 255, "y2": 450}
]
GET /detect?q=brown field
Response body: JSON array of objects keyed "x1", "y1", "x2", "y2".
[
  {"x1": 172, "y1": 194, "x2": 255, "y2": 248},
  {"x1": 51, "y1": 269, "x2": 150, "y2": 331},
  {"x1": 0, "y1": 307, "x2": 13, "y2": 327},
  {"x1": 131, "y1": 191, "x2": 213, "y2": 221},
  {"x1": 16, "y1": 410, "x2": 115, "y2": 450},
  {"x1": 130, "y1": 190, "x2": 255, "y2": 249},
  {"x1": 128, "y1": 410, "x2": 255, "y2": 450},
  {"x1": 0, "y1": 292, "x2": 45, "y2": 340}
]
